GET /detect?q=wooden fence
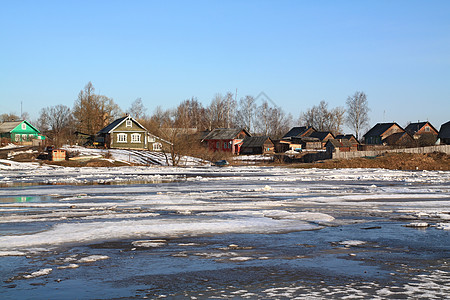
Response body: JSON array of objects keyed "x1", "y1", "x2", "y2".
[{"x1": 332, "y1": 145, "x2": 450, "y2": 160}]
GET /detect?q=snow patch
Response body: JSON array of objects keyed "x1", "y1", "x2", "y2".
[{"x1": 23, "y1": 268, "x2": 52, "y2": 279}]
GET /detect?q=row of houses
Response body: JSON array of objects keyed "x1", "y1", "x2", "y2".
[
  {"x1": 200, "y1": 120, "x2": 450, "y2": 155},
  {"x1": 1, "y1": 116, "x2": 450, "y2": 157}
]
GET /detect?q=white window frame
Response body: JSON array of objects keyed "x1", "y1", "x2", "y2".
[
  {"x1": 126, "y1": 120, "x2": 132, "y2": 127},
  {"x1": 153, "y1": 142, "x2": 162, "y2": 151},
  {"x1": 21, "y1": 123, "x2": 26, "y2": 130},
  {"x1": 425, "y1": 126, "x2": 430, "y2": 132},
  {"x1": 22, "y1": 134, "x2": 27, "y2": 141},
  {"x1": 148, "y1": 136, "x2": 155, "y2": 143},
  {"x1": 131, "y1": 133, "x2": 141, "y2": 143},
  {"x1": 117, "y1": 133, "x2": 127, "y2": 143},
  {"x1": 15, "y1": 135, "x2": 19, "y2": 142}
]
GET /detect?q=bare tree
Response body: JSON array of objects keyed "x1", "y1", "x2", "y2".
[
  {"x1": 73, "y1": 82, "x2": 122, "y2": 135},
  {"x1": 128, "y1": 98, "x2": 147, "y2": 120},
  {"x1": 174, "y1": 97, "x2": 208, "y2": 130},
  {"x1": 224, "y1": 92, "x2": 236, "y2": 128},
  {"x1": 38, "y1": 105, "x2": 74, "y2": 146},
  {"x1": 235, "y1": 95, "x2": 256, "y2": 133},
  {"x1": 255, "y1": 101, "x2": 271, "y2": 135},
  {"x1": 346, "y1": 91, "x2": 369, "y2": 140},
  {"x1": 300, "y1": 100, "x2": 345, "y2": 135},
  {"x1": 268, "y1": 107, "x2": 293, "y2": 139},
  {"x1": 206, "y1": 94, "x2": 228, "y2": 130},
  {"x1": 0, "y1": 113, "x2": 20, "y2": 122}
]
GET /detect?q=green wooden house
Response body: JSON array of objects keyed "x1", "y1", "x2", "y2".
[
  {"x1": 96, "y1": 116, "x2": 149, "y2": 149},
  {"x1": 0, "y1": 120, "x2": 45, "y2": 144}
]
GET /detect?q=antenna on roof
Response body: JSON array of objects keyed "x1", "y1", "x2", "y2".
[{"x1": 21, "y1": 101, "x2": 23, "y2": 119}]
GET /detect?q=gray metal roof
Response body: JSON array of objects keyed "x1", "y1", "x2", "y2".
[
  {"x1": 0, "y1": 120, "x2": 40, "y2": 134},
  {"x1": 97, "y1": 116, "x2": 147, "y2": 134},
  {"x1": 0, "y1": 121, "x2": 22, "y2": 133},
  {"x1": 241, "y1": 136, "x2": 272, "y2": 148},
  {"x1": 309, "y1": 131, "x2": 334, "y2": 141},
  {"x1": 364, "y1": 123, "x2": 402, "y2": 138},
  {"x1": 202, "y1": 128, "x2": 250, "y2": 140},
  {"x1": 282, "y1": 126, "x2": 313, "y2": 139}
]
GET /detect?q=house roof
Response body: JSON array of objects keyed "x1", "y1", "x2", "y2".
[
  {"x1": 405, "y1": 121, "x2": 438, "y2": 135},
  {"x1": 438, "y1": 121, "x2": 450, "y2": 139},
  {"x1": 326, "y1": 139, "x2": 353, "y2": 148},
  {"x1": 309, "y1": 131, "x2": 334, "y2": 141},
  {"x1": 0, "y1": 120, "x2": 40, "y2": 134},
  {"x1": 363, "y1": 123, "x2": 402, "y2": 138},
  {"x1": 0, "y1": 121, "x2": 22, "y2": 133},
  {"x1": 97, "y1": 116, "x2": 147, "y2": 134},
  {"x1": 282, "y1": 126, "x2": 313, "y2": 139},
  {"x1": 202, "y1": 128, "x2": 250, "y2": 140},
  {"x1": 241, "y1": 136, "x2": 272, "y2": 148},
  {"x1": 335, "y1": 134, "x2": 356, "y2": 140},
  {"x1": 384, "y1": 132, "x2": 413, "y2": 145}
]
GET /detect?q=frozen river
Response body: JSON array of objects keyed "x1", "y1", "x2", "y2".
[{"x1": 0, "y1": 163, "x2": 449, "y2": 299}]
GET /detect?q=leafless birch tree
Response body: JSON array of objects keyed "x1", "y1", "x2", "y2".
[{"x1": 346, "y1": 91, "x2": 369, "y2": 140}]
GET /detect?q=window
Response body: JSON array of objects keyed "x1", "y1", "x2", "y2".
[
  {"x1": 126, "y1": 120, "x2": 132, "y2": 127},
  {"x1": 131, "y1": 133, "x2": 141, "y2": 143},
  {"x1": 425, "y1": 126, "x2": 430, "y2": 132},
  {"x1": 117, "y1": 133, "x2": 127, "y2": 143},
  {"x1": 21, "y1": 123, "x2": 26, "y2": 130},
  {"x1": 15, "y1": 135, "x2": 19, "y2": 142},
  {"x1": 216, "y1": 142, "x2": 220, "y2": 149},
  {"x1": 148, "y1": 136, "x2": 155, "y2": 143},
  {"x1": 22, "y1": 134, "x2": 27, "y2": 141},
  {"x1": 153, "y1": 142, "x2": 162, "y2": 151}
]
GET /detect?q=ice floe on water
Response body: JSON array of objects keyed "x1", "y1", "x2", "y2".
[
  {"x1": 23, "y1": 268, "x2": 53, "y2": 279},
  {"x1": 77, "y1": 255, "x2": 109, "y2": 263}
]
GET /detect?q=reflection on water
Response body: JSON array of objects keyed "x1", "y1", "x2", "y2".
[{"x1": 0, "y1": 196, "x2": 51, "y2": 203}]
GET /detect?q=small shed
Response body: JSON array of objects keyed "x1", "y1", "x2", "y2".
[
  {"x1": 240, "y1": 136, "x2": 274, "y2": 155},
  {"x1": 52, "y1": 149, "x2": 66, "y2": 161},
  {"x1": 325, "y1": 139, "x2": 357, "y2": 152}
]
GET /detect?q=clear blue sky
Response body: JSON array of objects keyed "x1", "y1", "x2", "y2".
[{"x1": 1, "y1": 0, "x2": 449, "y2": 132}]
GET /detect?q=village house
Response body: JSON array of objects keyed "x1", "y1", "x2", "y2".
[
  {"x1": 335, "y1": 134, "x2": 359, "y2": 146},
  {"x1": 0, "y1": 120, "x2": 45, "y2": 145},
  {"x1": 240, "y1": 136, "x2": 274, "y2": 155},
  {"x1": 405, "y1": 121, "x2": 438, "y2": 139},
  {"x1": 325, "y1": 139, "x2": 357, "y2": 153},
  {"x1": 96, "y1": 115, "x2": 149, "y2": 150},
  {"x1": 309, "y1": 131, "x2": 335, "y2": 147},
  {"x1": 438, "y1": 121, "x2": 450, "y2": 145},
  {"x1": 383, "y1": 132, "x2": 415, "y2": 147},
  {"x1": 202, "y1": 128, "x2": 250, "y2": 154},
  {"x1": 363, "y1": 122, "x2": 405, "y2": 145}
]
